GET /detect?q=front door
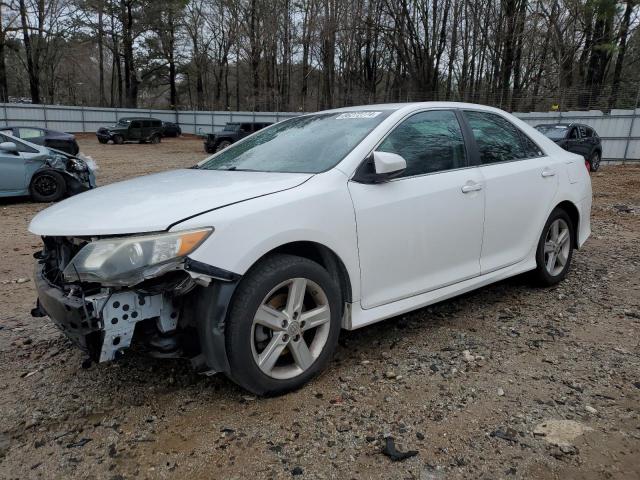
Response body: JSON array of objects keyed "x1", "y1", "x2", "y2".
[
  {"x1": 349, "y1": 110, "x2": 485, "y2": 309},
  {"x1": 0, "y1": 144, "x2": 27, "y2": 192},
  {"x1": 461, "y1": 110, "x2": 559, "y2": 273},
  {"x1": 129, "y1": 121, "x2": 142, "y2": 140}
]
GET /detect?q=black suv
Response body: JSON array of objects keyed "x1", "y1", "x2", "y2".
[
  {"x1": 96, "y1": 117, "x2": 163, "y2": 145},
  {"x1": 204, "y1": 122, "x2": 272, "y2": 153},
  {"x1": 535, "y1": 123, "x2": 603, "y2": 171}
]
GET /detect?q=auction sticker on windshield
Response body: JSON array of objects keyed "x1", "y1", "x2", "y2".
[{"x1": 335, "y1": 112, "x2": 382, "y2": 119}]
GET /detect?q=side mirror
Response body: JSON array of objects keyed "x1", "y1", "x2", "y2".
[
  {"x1": 0, "y1": 141, "x2": 18, "y2": 153},
  {"x1": 352, "y1": 151, "x2": 407, "y2": 184}
]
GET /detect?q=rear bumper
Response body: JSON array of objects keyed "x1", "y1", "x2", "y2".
[{"x1": 577, "y1": 195, "x2": 592, "y2": 248}]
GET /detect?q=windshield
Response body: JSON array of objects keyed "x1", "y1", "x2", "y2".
[
  {"x1": 198, "y1": 111, "x2": 392, "y2": 173},
  {"x1": 535, "y1": 125, "x2": 568, "y2": 140},
  {"x1": 116, "y1": 119, "x2": 131, "y2": 127}
]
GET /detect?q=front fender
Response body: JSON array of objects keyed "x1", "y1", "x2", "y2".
[{"x1": 173, "y1": 170, "x2": 362, "y2": 301}]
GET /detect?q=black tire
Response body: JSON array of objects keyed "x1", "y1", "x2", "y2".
[
  {"x1": 98, "y1": 138, "x2": 107, "y2": 144},
  {"x1": 112, "y1": 135, "x2": 124, "y2": 145},
  {"x1": 224, "y1": 254, "x2": 342, "y2": 396},
  {"x1": 30, "y1": 170, "x2": 66, "y2": 202},
  {"x1": 589, "y1": 151, "x2": 601, "y2": 172},
  {"x1": 215, "y1": 140, "x2": 231, "y2": 152},
  {"x1": 532, "y1": 208, "x2": 575, "y2": 286},
  {"x1": 150, "y1": 135, "x2": 161, "y2": 144}
]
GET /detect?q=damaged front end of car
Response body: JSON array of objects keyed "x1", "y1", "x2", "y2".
[
  {"x1": 31, "y1": 228, "x2": 238, "y2": 373},
  {"x1": 45, "y1": 151, "x2": 97, "y2": 194}
]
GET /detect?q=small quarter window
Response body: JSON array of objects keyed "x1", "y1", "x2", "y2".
[{"x1": 464, "y1": 111, "x2": 543, "y2": 164}]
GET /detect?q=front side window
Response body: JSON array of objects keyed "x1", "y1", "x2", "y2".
[
  {"x1": 0, "y1": 133, "x2": 37, "y2": 153},
  {"x1": 131, "y1": 121, "x2": 142, "y2": 128},
  {"x1": 198, "y1": 111, "x2": 392, "y2": 173},
  {"x1": 377, "y1": 110, "x2": 467, "y2": 177},
  {"x1": 465, "y1": 111, "x2": 543, "y2": 164},
  {"x1": 569, "y1": 127, "x2": 580, "y2": 139}
]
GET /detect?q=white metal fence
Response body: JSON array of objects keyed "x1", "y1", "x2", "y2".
[{"x1": 0, "y1": 102, "x2": 638, "y2": 161}]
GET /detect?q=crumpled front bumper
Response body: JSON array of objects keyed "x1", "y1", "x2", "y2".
[
  {"x1": 34, "y1": 261, "x2": 177, "y2": 362},
  {"x1": 33, "y1": 262, "x2": 101, "y2": 353}
]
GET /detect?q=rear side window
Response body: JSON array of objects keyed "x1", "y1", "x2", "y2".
[
  {"x1": 377, "y1": 110, "x2": 467, "y2": 177},
  {"x1": 18, "y1": 127, "x2": 44, "y2": 139},
  {"x1": 585, "y1": 127, "x2": 594, "y2": 138},
  {"x1": 464, "y1": 111, "x2": 543, "y2": 164}
]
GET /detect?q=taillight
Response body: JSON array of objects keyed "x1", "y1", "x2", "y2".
[{"x1": 585, "y1": 159, "x2": 591, "y2": 172}]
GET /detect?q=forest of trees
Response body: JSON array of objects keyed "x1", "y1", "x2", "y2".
[{"x1": 0, "y1": 0, "x2": 638, "y2": 113}]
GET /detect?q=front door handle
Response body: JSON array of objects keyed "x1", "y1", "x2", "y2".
[
  {"x1": 461, "y1": 182, "x2": 482, "y2": 193},
  {"x1": 541, "y1": 168, "x2": 556, "y2": 178}
]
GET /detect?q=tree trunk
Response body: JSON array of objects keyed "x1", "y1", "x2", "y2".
[
  {"x1": 18, "y1": 0, "x2": 41, "y2": 104},
  {"x1": 608, "y1": 0, "x2": 635, "y2": 109}
]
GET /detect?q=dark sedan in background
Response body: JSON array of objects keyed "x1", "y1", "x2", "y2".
[
  {"x1": 535, "y1": 123, "x2": 602, "y2": 171},
  {"x1": 0, "y1": 126, "x2": 79, "y2": 155},
  {"x1": 161, "y1": 121, "x2": 182, "y2": 137}
]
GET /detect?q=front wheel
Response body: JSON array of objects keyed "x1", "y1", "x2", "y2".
[
  {"x1": 224, "y1": 254, "x2": 342, "y2": 396},
  {"x1": 112, "y1": 135, "x2": 124, "y2": 145},
  {"x1": 150, "y1": 135, "x2": 161, "y2": 144},
  {"x1": 589, "y1": 152, "x2": 601, "y2": 172},
  {"x1": 30, "y1": 170, "x2": 66, "y2": 202},
  {"x1": 533, "y1": 208, "x2": 575, "y2": 286},
  {"x1": 215, "y1": 140, "x2": 231, "y2": 152}
]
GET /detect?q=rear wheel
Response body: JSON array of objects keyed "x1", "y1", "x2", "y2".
[
  {"x1": 533, "y1": 208, "x2": 575, "y2": 286},
  {"x1": 215, "y1": 140, "x2": 231, "y2": 152},
  {"x1": 589, "y1": 151, "x2": 601, "y2": 172},
  {"x1": 224, "y1": 254, "x2": 341, "y2": 396},
  {"x1": 30, "y1": 170, "x2": 66, "y2": 202},
  {"x1": 112, "y1": 135, "x2": 124, "y2": 145}
]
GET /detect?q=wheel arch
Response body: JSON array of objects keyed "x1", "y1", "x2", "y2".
[
  {"x1": 554, "y1": 200, "x2": 580, "y2": 248},
  {"x1": 252, "y1": 241, "x2": 353, "y2": 305}
]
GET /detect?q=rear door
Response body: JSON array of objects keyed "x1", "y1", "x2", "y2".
[
  {"x1": 462, "y1": 110, "x2": 559, "y2": 273},
  {"x1": 349, "y1": 109, "x2": 485, "y2": 309}
]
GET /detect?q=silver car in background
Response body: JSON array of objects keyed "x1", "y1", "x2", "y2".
[{"x1": 0, "y1": 132, "x2": 96, "y2": 202}]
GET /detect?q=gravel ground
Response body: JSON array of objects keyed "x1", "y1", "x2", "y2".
[{"x1": 0, "y1": 135, "x2": 639, "y2": 479}]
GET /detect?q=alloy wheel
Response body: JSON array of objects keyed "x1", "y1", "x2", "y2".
[
  {"x1": 250, "y1": 277, "x2": 331, "y2": 380},
  {"x1": 33, "y1": 174, "x2": 58, "y2": 197},
  {"x1": 544, "y1": 218, "x2": 571, "y2": 276}
]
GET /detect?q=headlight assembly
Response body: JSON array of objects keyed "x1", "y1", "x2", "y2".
[{"x1": 62, "y1": 228, "x2": 212, "y2": 285}]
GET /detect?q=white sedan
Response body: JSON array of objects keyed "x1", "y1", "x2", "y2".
[{"x1": 29, "y1": 102, "x2": 591, "y2": 395}]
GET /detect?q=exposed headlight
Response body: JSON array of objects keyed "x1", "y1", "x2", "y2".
[
  {"x1": 62, "y1": 228, "x2": 212, "y2": 285},
  {"x1": 68, "y1": 158, "x2": 88, "y2": 172}
]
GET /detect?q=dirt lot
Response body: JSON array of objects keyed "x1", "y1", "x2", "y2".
[{"x1": 0, "y1": 135, "x2": 639, "y2": 479}]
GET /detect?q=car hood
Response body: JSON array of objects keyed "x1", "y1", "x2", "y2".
[{"x1": 29, "y1": 169, "x2": 312, "y2": 236}]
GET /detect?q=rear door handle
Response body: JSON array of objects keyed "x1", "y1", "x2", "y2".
[
  {"x1": 541, "y1": 168, "x2": 556, "y2": 178},
  {"x1": 461, "y1": 182, "x2": 482, "y2": 193}
]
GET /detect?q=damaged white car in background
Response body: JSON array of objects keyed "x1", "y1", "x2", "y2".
[{"x1": 29, "y1": 102, "x2": 591, "y2": 396}]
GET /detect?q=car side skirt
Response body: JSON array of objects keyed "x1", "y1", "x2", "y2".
[{"x1": 344, "y1": 256, "x2": 536, "y2": 330}]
